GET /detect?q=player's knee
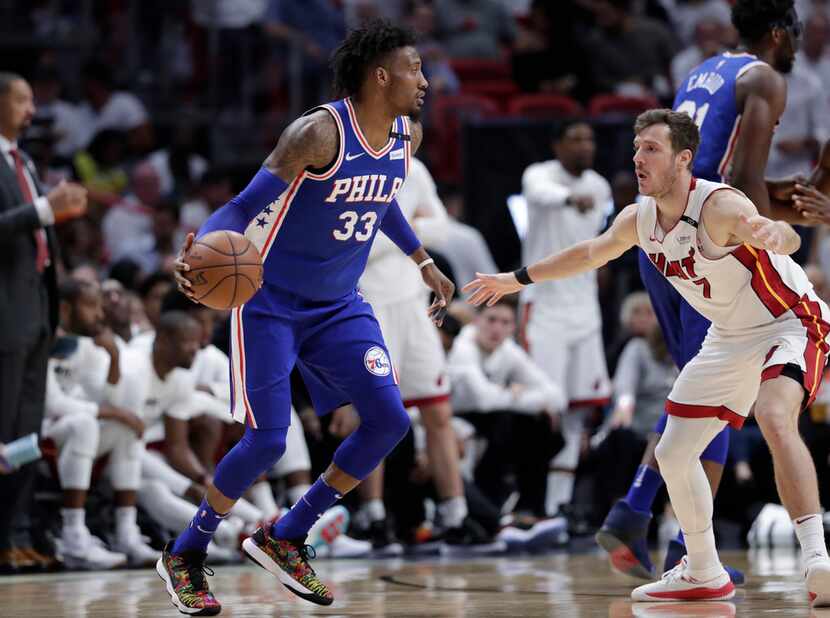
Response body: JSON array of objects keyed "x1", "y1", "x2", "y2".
[
  {"x1": 70, "y1": 414, "x2": 100, "y2": 455},
  {"x1": 755, "y1": 404, "x2": 797, "y2": 446},
  {"x1": 385, "y1": 403, "x2": 411, "y2": 444},
  {"x1": 654, "y1": 437, "x2": 684, "y2": 477},
  {"x1": 244, "y1": 425, "x2": 287, "y2": 470}
]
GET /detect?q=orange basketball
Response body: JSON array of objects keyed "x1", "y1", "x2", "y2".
[{"x1": 184, "y1": 231, "x2": 263, "y2": 310}]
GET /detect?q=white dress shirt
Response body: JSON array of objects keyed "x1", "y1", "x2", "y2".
[{"x1": 0, "y1": 133, "x2": 54, "y2": 225}]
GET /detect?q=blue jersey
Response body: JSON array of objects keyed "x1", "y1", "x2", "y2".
[
  {"x1": 245, "y1": 97, "x2": 412, "y2": 301},
  {"x1": 673, "y1": 52, "x2": 766, "y2": 182}
]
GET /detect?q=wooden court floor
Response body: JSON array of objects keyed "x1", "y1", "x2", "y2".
[{"x1": 2, "y1": 549, "x2": 829, "y2": 617}]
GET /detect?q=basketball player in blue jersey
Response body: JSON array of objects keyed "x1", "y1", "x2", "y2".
[
  {"x1": 596, "y1": 0, "x2": 830, "y2": 584},
  {"x1": 156, "y1": 21, "x2": 455, "y2": 615}
]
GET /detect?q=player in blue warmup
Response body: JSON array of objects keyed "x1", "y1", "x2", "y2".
[
  {"x1": 156, "y1": 20, "x2": 454, "y2": 615},
  {"x1": 596, "y1": 0, "x2": 830, "y2": 584}
]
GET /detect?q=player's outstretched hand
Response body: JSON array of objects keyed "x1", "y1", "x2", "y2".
[
  {"x1": 174, "y1": 232, "x2": 197, "y2": 301},
  {"x1": 741, "y1": 214, "x2": 793, "y2": 254},
  {"x1": 793, "y1": 184, "x2": 830, "y2": 224},
  {"x1": 422, "y1": 263, "x2": 455, "y2": 326},
  {"x1": 462, "y1": 272, "x2": 523, "y2": 307}
]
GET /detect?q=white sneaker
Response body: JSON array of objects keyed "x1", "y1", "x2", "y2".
[
  {"x1": 307, "y1": 505, "x2": 350, "y2": 551},
  {"x1": 112, "y1": 527, "x2": 158, "y2": 567},
  {"x1": 61, "y1": 527, "x2": 127, "y2": 570},
  {"x1": 631, "y1": 557, "x2": 735, "y2": 602},
  {"x1": 806, "y1": 557, "x2": 830, "y2": 607},
  {"x1": 325, "y1": 535, "x2": 372, "y2": 558}
]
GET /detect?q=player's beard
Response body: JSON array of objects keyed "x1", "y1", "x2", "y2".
[{"x1": 409, "y1": 106, "x2": 422, "y2": 122}]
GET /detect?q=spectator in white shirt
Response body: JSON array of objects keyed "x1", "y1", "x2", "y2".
[
  {"x1": 797, "y1": 12, "x2": 830, "y2": 102},
  {"x1": 76, "y1": 62, "x2": 153, "y2": 155},
  {"x1": 448, "y1": 296, "x2": 565, "y2": 517},
  {"x1": 766, "y1": 61, "x2": 829, "y2": 178},
  {"x1": 520, "y1": 119, "x2": 613, "y2": 516}
]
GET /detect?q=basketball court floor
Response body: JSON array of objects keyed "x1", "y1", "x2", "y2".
[{"x1": 1, "y1": 549, "x2": 826, "y2": 617}]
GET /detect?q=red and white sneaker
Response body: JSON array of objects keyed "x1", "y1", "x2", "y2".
[
  {"x1": 631, "y1": 557, "x2": 735, "y2": 602},
  {"x1": 806, "y1": 557, "x2": 830, "y2": 607}
]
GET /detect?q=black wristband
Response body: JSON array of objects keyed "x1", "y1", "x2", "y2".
[{"x1": 513, "y1": 266, "x2": 534, "y2": 285}]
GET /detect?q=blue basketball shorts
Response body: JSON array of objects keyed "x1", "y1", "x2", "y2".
[{"x1": 228, "y1": 283, "x2": 399, "y2": 429}]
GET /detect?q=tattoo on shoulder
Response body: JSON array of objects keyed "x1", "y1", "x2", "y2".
[{"x1": 264, "y1": 110, "x2": 339, "y2": 181}]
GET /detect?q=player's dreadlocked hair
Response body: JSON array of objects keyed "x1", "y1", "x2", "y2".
[
  {"x1": 732, "y1": 0, "x2": 795, "y2": 44},
  {"x1": 330, "y1": 19, "x2": 417, "y2": 99}
]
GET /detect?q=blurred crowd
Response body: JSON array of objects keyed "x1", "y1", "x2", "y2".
[{"x1": 2, "y1": 0, "x2": 830, "y2": 573}]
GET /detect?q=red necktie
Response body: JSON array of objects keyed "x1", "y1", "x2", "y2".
[{"x1": 10, "y1": 148, "x2": 49, "y2": 273}]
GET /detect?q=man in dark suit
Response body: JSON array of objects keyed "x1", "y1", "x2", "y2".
[{"x1": 0, "y1": 72, "x2": 87, "y2": 572}]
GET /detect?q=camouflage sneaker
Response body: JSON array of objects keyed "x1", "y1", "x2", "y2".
[
  {"x1": 156, "y1": 541, "x2": 221, "y2": 616},
  {"x1": 242, "y1": 526, "x2": 333, "y2": 606}
]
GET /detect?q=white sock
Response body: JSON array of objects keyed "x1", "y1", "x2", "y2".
[
  {"x1": 248, "y1": 481, "x2": 280, "y2": 520},
  {"x1": 437, "y1": 496, "x2": 468, "y2": 529},
  {"x1": 61, "y1": 508, "x2": 85, "y2": 532},
  {"x1": 545, "y1": 470, "x2": 575, "y2": 516},
  {"x1": 793, "y1": 514, "x2": 829, "y2": 567},
  {"x1": 364, "y1": 499, "x2": 386, "y2": 523},
  {"x1": 683, "y1": 525, "x2": 723, "y2": 581},
  {"x1": 114, "y1": 506, "x2": 138, "y2": 541},
  {"x1": 287, "y1": 483, "x2": 311, "y2": 507}
]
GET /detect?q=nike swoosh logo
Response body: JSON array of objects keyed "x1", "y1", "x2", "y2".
[
  {"x1": 796, "y1": 515, "x2": 817, "y2": 524},
  {"x1": 196, "y1": 525, "x2": 212, "y2": 534},
  {"x1": 345, "y1": 152, "x2": 365, "y2": 161}
]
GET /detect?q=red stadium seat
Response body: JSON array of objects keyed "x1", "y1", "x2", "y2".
[
  {"x1": 450, "y1": 58, "x2": 512, "y2": 82},
  {"x1": 506, "y1": 94, "x2": 583, "y2": 118},
  {"x1": 429, "y1": 94, "x2": 500, "y2": 184},
  {"x1": 460, "y1": 79, "x2": 520, "y2": 105},
  {"x1": 588, "y1": 94, "x2": 659, "y2": 116}
]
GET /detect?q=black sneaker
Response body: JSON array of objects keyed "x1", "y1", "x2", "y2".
[
  {"x1": 156, "y1": 541, "x2": 221, "y2": 616},
  {"x1": 352, "y1": 520, "x2": 403, "y2": 557},
  {"x1": 440, "y1": 517, "x2": 507, "y2": 556}
]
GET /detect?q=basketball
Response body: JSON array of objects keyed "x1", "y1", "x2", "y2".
[{"x1": 184, "y1": 230, "x2": 263, "y2": 309}]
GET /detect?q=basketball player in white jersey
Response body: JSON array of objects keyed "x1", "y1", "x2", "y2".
[
  {"x1": 464, "y1": 109, "x2": 830, "y2": 605},
  {"x1": 520, "y1": 119, "x2": 613, "y2": 515}
]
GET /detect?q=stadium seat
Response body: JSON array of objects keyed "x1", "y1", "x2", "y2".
[
  {"x1": 450, "y1": 58, "x2": 512, "y2": 82},
  {"x1": 588, "y1": 94, "x2": 659, "y2": 116},
  {"x1": 429, "y1": 94, "x2": 500, "y2": 184},
  {"x1": 506, "y1": 94, "x2": 583, "y2": 119}
]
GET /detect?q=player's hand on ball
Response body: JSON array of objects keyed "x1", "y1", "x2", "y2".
[
  {"x1": 463, "y1": 272, "x2": 524, "y2": 307},
  {"x1": 174, "y1": 232, "x2": 197, "y2": 301},
  {"x1": 421, "y1": 263, "x2": 455, "y2": 326}
]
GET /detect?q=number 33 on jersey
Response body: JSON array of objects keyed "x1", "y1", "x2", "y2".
[{"x1": 244, "y1": 97, "x2": 412, "y2": 301}]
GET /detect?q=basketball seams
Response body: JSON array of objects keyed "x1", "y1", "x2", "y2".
[{"x1": 224, "y1": 231, "x2": 239, "y2": 309}]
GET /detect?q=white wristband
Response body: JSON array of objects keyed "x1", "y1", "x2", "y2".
[{"x1": 417, "y1": 258, "x2": 434, "y2": 270}]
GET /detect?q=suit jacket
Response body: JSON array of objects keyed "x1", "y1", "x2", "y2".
[{"x1": 0, "y1": 148, "x2": 59, "y2": 350}]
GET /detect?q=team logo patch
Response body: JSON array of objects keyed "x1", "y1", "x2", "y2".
[{"x1": 364, "y1": 346, "x2": 391, "y2": 376}]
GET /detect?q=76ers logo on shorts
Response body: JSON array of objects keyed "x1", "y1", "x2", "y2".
[{"x1": 364, "y1": 346, "x2": 391, "y2": 377}]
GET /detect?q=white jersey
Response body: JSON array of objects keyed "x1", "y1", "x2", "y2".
[
  {"x1": 45, "y1": 336, "x2": 112, "y2": 420},
  {"x1": 635, "y1": 177, "x2": 829, "y2": 332},
  {"x1": 521, "y1": 160, "x2": 611, "y2": 336},
  {"x1": 359, "y1": 157, "x2": 450, "y2": 306}
]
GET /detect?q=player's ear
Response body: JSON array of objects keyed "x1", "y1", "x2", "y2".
[
  {"x1": 678, "y1": 148, "x2": 692, "y2": 169},
  {"x1": 374, "y1": 66, "x2": 390, "y2": 88}
]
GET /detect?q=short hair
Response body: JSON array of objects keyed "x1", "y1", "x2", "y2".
[
  {"x1": 160, "y1": 288, "x2": 202, "y2": 315},
  {"x1": 156, "y1": 310, "x2": 198, "y2": 338},
  {"x1": 732, "y1": 0, "x2": 795, "y2": 44},
  {"x1": 477, "y1": 295, "x2": 519, "y2": 313},
  {"x1": 331, "y1": 19, "x2": 417, "y2": 98},
  {"x1": 0, "y1": 72, "x2": 24, "y2": 96},
  {"x1": 137, "y1": 271, "x2": 173, "y2": 299},
  {"x1": 619, "y1": 291, "x2": 651, "y2": 327},
  {"x1": 634, "y1": 108, "x2": 700, "y2": 169},
  {"x1": 59, "y1": 278, "x2": 96, "y2": 304},
  {"x1": 552, "y1": 118, "x2": 591, "y2": 143}
]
